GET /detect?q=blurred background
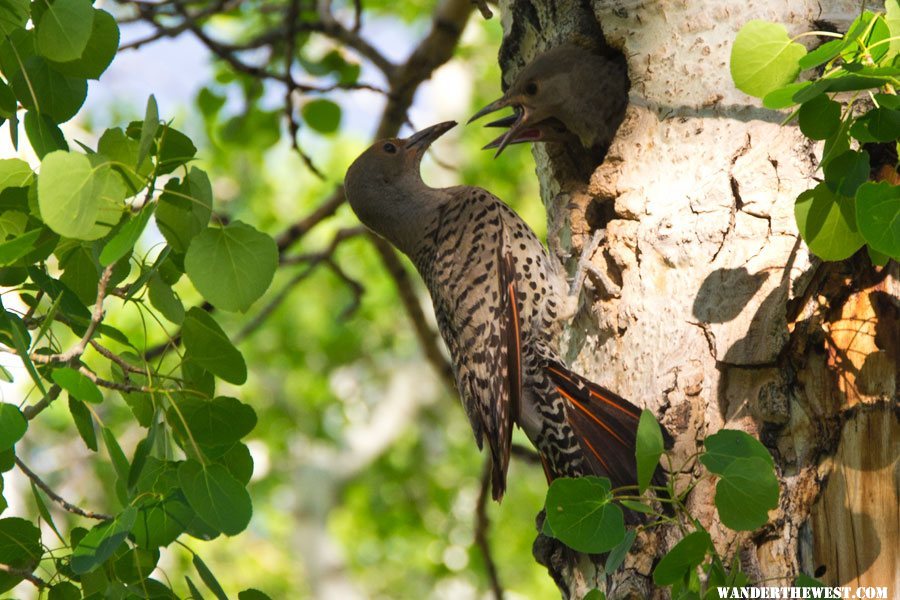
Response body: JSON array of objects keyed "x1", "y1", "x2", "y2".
[{"x1": 2, "y1": 1, "x2": 560, "y2": 597}]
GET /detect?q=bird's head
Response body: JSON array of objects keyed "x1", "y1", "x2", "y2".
[
  {"x1": 468, "y1": 44, "x2": 591, "y2": 156},
  {"x1": 344, "y1": 121, "x2": 456, "y2": 254}
]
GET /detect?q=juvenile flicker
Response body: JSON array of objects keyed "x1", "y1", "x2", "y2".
[
  {"x1": 469, "y1": 43, "x2": 629, "y2": 155},
  {"x1": 344, "y1": 121, "x2": 663, "y2": 501}
]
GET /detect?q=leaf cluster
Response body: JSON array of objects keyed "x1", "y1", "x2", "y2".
[
  {"x1": 0, "y1": 4, "x2": 279, "y2": 598},
  {"x1": 731, "y1": 4, "x2": 900, "y2": 264},
  {"x1": 540, "y1": 412, "x2": 796, "y2": 598}
]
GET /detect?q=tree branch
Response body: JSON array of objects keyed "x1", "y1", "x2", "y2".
[
  {"x1": 0, "y1": 563, "x2": 46, "y2": 588},
  {"x1": 29, "y1": 264, "x2": 116, "y2": 366},
  {"x1": 476, "y1": 457, "x2": 504, "y2": 600},
  {"x1": 15, "y1": 457, "x2": 113, "y2": 521}
]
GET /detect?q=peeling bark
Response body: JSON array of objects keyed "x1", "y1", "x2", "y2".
[{"x1": 496, "y1": 1, "x2": 899, "y2": 598}]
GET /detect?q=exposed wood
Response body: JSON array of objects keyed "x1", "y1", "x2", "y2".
[{"x1": 496, "y1": 0, "x2": 898, "y2": 597}]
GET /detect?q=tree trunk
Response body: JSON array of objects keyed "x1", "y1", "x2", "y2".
[{"x1": 495, "y1": 1, "x2": 899, "y2": 598}]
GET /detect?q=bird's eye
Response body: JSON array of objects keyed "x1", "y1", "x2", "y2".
[
  {"x1": 525, "y1": 82, "x2": 538, "y2": 95},
  {"x1": 383, "y1": 142, "x2": 397, "y2": 154}
]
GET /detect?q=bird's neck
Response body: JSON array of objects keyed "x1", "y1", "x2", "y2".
[{"x1": 371, "y1": 182, "x2": 446, "y2": 258}]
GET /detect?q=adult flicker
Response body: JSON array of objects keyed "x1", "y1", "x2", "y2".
[
  {"x1": 344, "y1": 121, "x2": 665, "y2": 501},
  {"x1": 469, "y1": 43, "x2": 629, "y2": 155}
]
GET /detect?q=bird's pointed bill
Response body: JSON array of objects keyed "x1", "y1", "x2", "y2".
[
  {"x1": 405, "y1": 121, "x2": 457, "y2": 154},
  {"x1": 467, "y1": 96, "x2": 514, "y2": 124},
  {"x1": 483, "y1": 126, "x2": 544, "y2": 150}
]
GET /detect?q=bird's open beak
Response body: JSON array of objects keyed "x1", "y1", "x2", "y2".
[
  {"x1": 405, "y1": 121, "x2": 457, "y2": 156},
  {"x1": 467, "y1": 97, "x2": 512, "y2": 125},
  {"x1": 481, "y1": 111, "x2": 546, "y2": 151},
  {"x1": 468, "y1": 97, "x2": 536, "y2": 157}
]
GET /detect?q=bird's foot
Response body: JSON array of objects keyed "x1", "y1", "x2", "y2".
[{"x1": 568, "y1": 230, "x2": 621, "y2": 300}]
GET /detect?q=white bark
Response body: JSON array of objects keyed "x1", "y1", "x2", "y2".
[{"x1": 498, "y1": 0, "x2": 898, "y2": 597}]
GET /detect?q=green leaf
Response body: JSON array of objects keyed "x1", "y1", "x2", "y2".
[
  {"x1": 138, "y1": 95, "x2": 159, "y2": 169},
  {"x1": 178, "y1": 459, "x2": 252, "y2": 536},
  {"x1": 36, "y1": 0, "x2": 93, "y2": 62},
  {"x1": 239, "y1": 589, "x2": 273, "y2": 600},
  {"x1": 791, "y1": 78, "x2": 833, "y2": 105},
  {"x1": 186, "y1": 576, "x2": 205, "y2": 599},
  {"x1": 37, "y1": 151, "x2": 99, "y2": 238},
  {"x1": 48, "y1": 581, "x2": 81, "y2": 600},
  {"x1": 184, "y1": 221, "x2": 278, "y2": 312},
  {"x1": 127, "y1": 433, "x2": 154, "y2": 490},
  {"x1": 798, "y1": 95, "x2": 841, "y2": 140},
  {"x1": 700, "y1": 430, "x2": 774, "y2": 475},
  {"x1": 652, "y1": 530, "x2": 710, "y2": 585},
  {"x1": 24, "y1": 111, "x2": 68, "y2": 159},
  {"x1": 856, "y1": 181, "x2": 900, "y2": 258},
  {"x1": 96, "y1": 126, "x2": 150, "y2": 191},
  {"x1": 218, "y1": 442, "x2": 254, "y2": 485},
  {"x1": 113, "y1": 546, "x2": 159, "y2": 584},
  {"x1": 0, "y1": 516, "x2": 41, "y2": 593},
  {"x1": 193, "y1": 554, "x2": 228, "y2": 600},
  {"x1": 11, "y1": 56, "x2": 87, "y2": 123},
  {"x1": 155, "y1": 167, "x2": 212, "y2": 253},
  {"x1": 823, "y1": 150, "x2": 870, "y2": 197},
  {"x1": 70, "y1": 507, "x2": 137, "y2": 574},
  {"x1": 0, "y1": 227, "x2": 36, "y2": 265},
  {"x1": 0, "y1": 309, "x2": 45, "y2": 395},
  {"x1": 29, "y1": 481, "x2": 64, "y2": 544},
  {"x1": 0, "y1": 403, "x2": 26, "y2": 451},
  {"x1": 132, "y1": 494, "x2": 192, "y2": 548},
  {"x1": 0, "y1": 448, "x2": 13, "y2": 472},
  {"x1": 48, "y1": 8, "x2": 118, "y2": 80},
  {"x1": 582, "y1": 591, "x2": 605, "y2": 600},
  {"x1": 619, "y1": 500, "x2": 654, "y2": 514},
  {"x1": 0, "y1": 0, "x2": 28, "y2": 36},
  {"x1": 850, "y1": 108, "x2": 900, "y2": 143},
  {"x1": 52, "y1": 367, "x2": 102, "y2": 404},
  {"x1": 302, "y1": 99, "x2": 342, "y2": 133},
  {"x1": 867, "y1": 246, "x2": 890, "y2": 267},
  {"x1": 182, "y1": 307, "x2": 247, "y2": 385},
  {"x1": 730, "y1": 20, "x2": 806, "y2": 98},
  {"x1": 797, "y1": 39, "x2": 843, "y2": 70},
  {"x1": 887, "y1": 0, "x2": 900, "y2": 58},
  {"x1": 59, "y1": 244, "x2": 100, "y2": 305},
  {"x1": 156, "y1": 126, "x2": 197, "y2": 175},
  {"x1": 68, "y1": 396, "x2": 97, "y2": 451},
  {"x1": 197, "y1": 87, "x2": 226, "y2": 117},
  {"x1": 714, "y1": 456, "x2": 779, "y2": 531},
  {"x1": 148, "y1": 273, "x2": 184, "y2": 325},
  {"x1": 100, "y1": 204, "x2": 154, "y2": 266},
  {"x1": 544, "y1": 477, "x2": 625, "y2": 553},
  {"x1": 794, "y1": 183, "x2": 865, "y2": 261},
  {"x1": 101, "y1": 426, "x2": 130, "y2": 483},
  {"x1": 604, "y1": 529, "x2": 636, "y2": 576},
  {"x1": 635, "y1": 409, "x2": 664, "y2": 494},
  {"x1": 171, "y1": 396, "x2": 257, "y2": 447},
  {"x1": 0, "y1": 158, "x2": 33, "y2": 191},
  {"x1": 0, "y1": 80, "x2": 15, "y2": 118}
]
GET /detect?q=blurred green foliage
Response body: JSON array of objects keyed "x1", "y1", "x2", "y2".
[{"x1": 2, "y1": 3, "x2": 558, "y2": 598}]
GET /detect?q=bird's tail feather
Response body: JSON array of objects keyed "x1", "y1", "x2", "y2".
[{"x1": 545, "y1": 361, "x2": 672, "y2": 513}]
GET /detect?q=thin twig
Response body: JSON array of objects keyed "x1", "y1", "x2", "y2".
[
  {"x1": 280, "y1": 225, "x2": 367, "y2": 265},
  {"x1": 476, "y1": 457, "x2": 504, "y2": 600},
  {"x1": 78, "y1": 365, "x2": 154, "y2": 394},
  {"x1": 276, "y1": 188, "x2": 346, "y2": 253},
  {"x1": 29, "y1": 265, "x2": 116, "y2": 365},
  {"x1": 284, "y1": 0, "x2": 325, "y2": 178},
  {"x1": 15, "y1": 457, "x2": 113, "y2": 521},
  {"x1": 22, "y1": 385, "x2": 61, "y2": 420},
  {"x1": 89, "y1": 340, "x2": 146, "y2": 374},
  {"x1": 0, "y1": 563, "x2": 47, "y2": 588}
]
